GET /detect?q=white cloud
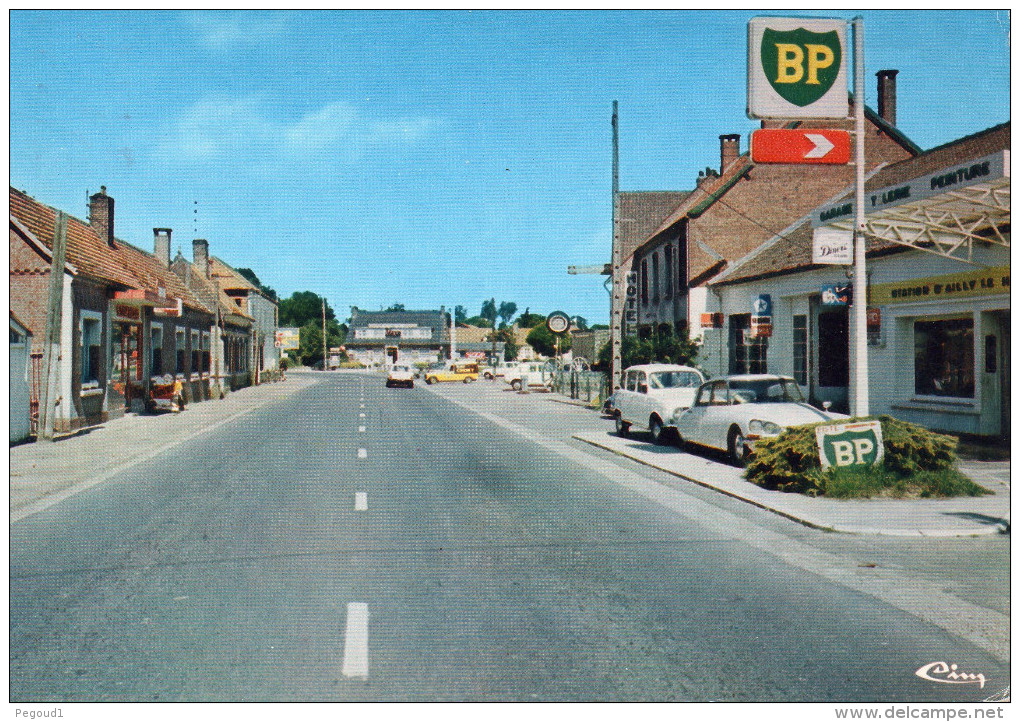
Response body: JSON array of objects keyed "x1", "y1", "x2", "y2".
[
  {"x1": 155, "y1": 96, "x2": 435, "y2": 173},
  {"x1": 182, "y1": 11, "x2": 288, "y2": 50}
]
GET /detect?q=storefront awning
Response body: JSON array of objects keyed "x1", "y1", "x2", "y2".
[
  {"x1": 813, "y1": 151, "x2": 1010, "y2": 264},
  {"x1": 113, "y1": 289, "x2": 183, "y2": 318}
]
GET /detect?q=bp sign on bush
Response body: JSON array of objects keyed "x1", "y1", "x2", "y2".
[{"x1": 815, "y1": 420, "x2": 884, "y2": 469}]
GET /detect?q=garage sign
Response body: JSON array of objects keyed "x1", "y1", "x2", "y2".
[{"x1": 815, "y1": 420, "x2": 884, "y2": 469}]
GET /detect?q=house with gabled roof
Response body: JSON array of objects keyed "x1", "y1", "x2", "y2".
[
  {"x1": 626, "y1": 71, "x2": 919, "y2": 343},
  {"x1": 702, "y1": 122, "x2": 1009, "y2": 437},
  {"x1": 208, "y1": 257, "x2": 280, "y2": 383},
  {"x1": 9, "y1": 185, "x2": 217, "y2": 432},
  {"x1": 171, "y1": 239, "x2": 255, "y2": 395},
  {"x1": 346, "y1": 307, "x2": 452, "y2": 367}
]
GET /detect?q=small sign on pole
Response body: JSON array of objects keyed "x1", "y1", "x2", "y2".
[{"x1": 812, "y1": 227, "x2": 854, "y2": 264}]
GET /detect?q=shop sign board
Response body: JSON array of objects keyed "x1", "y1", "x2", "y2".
[
  {"x1": 750, "y1": 318, "x2": 773, "y2": 338},
  {"x1": 812, "y1": 227, "x2": 853, "y2": 264},
  {"x1": 275, "y1": 327, "x2": 300, "y2": 350},
  {"x1": 701, "y1": 312, "x2": 724, "y2": 329},
  {"x1": 870, "y1": 265, "x2": 1010, "y2": 306},
  {"x1": 751, "y1": 128, "x2": 851, "y2": 164},
  {"x1": 816, "y1": 420, "x2": 884, "y2": 470},
  {"x1": 821, "y1": 283, "x2": 852, "y2": 306},
  {"x1": 624, "y1": 271, "x2": 639, "y2": 337},
  {"x1": 812, "y1": 151, "x2": 1008, "y2": 227},
  {"x1": 747, "y1": 17, "x2": 848, "y2": 120},
  {"x1": 114, "y1": 304, "x2": 141, "y2": 322}
]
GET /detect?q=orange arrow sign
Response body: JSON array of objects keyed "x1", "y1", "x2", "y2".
[{"x1": 751, "y1": 128, "x2": 851, "y2": 165}]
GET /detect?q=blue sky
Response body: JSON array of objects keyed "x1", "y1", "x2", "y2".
[{"x1": 10, "y1": 10, "x2": 1010, "y2": 324}]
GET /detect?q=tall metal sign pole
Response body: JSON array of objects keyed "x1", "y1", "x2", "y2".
[
  {"x1": 609, "y1": 100, "x2": 622, "y2": 392},
  {"x1": 850, "y1": 17, "x2": 869, "y2": 418},
  {"x1": 749, "y1": 16, "x2": 867, "y2": 416}
]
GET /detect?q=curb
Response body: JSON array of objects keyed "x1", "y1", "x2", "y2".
[{"x1": 573, "y1": 433, "x2": 1007, "y2": 538}]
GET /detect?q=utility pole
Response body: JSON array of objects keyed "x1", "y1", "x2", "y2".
[
  {"x1": 609, "y1": 100, "x2": 623, "y2": 391},
  {"x1": 39, "y1": 211, "x2": 68, "y2": 440},
  {"x1": 322, "y1": 298, "x2": 327, "y2": 370},
  {"x1": 851, "y1": 17, "x2": 870, "y2": 417}
]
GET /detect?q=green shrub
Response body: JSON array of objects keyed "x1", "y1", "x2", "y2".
[
  {"x1": 339, "y1": 360, "x2": 366, "y2": 369},
  {"x1": 746, "y1": 416, "x2": 985, "y2": 498}
]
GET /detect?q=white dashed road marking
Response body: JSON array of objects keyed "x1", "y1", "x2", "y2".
[
  {"x1": 358, "y1": 448, "x2": 367, "y2": 459},
  {"x1": 355, "y1": 492, "x2": 368, "y2": 511},
  {"x1": 342, "y1": 603, "x2": 369, "y2": 678},
  {"x1": 359, "y1": 413, "x2": 366, "y2": 418},
  {"x1": 358, "y1": 426, "x2": 366, "y2": 433}
]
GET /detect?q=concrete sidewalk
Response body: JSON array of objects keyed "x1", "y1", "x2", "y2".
[
  {"x1": 10, "y1": 374, "x2": 319, "y2": 522},
  {"x1": 574, "y1": 430, "x2": 1010, "y2": 537}
]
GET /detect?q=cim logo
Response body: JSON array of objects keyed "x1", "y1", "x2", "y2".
[
  {"x1": 816, "y1": 421, "x2": 884, "y2": 470},
  {"x1": 762, "y1": 27, "x2": 842, "y2": 107}
]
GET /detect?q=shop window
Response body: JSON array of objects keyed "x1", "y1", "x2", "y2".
[
  {"x1": 651, "y1": 253, "x2": 660, "y2": 304},
  {"x1": 151, "y1": 325, "x2": 163, "y2": 376},
  {"x1": 793, "y1": 315, "x2": 808, "y2": 385},
  {"x1": 914, "y1": 318, "x2": 974, "y2": 398},
  {"x1": 177, "y1": 329, "x2": 186, "y2": 373},
  {"x1": 191, "y1": 330, "x2": 200, "y2": 375},
  {"x1": 81, "y1": 314, "x2": 102, "y2": 385},
  {"x1": 202, "y1": 332, "x2": 211, "y2": 373},
  {"x1": 664, "y1": 244, "x2": 673, "y2": 300},
  {"x1": 818, "y1": 310, "x2": 849, "y2": 387},
  {"x1": 728, "y1": 314, "x2": 767, "y2": 374}
]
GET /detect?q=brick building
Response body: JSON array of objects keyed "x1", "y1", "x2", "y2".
[{"x1": 627, "y1": 71, "x2": 919, "y2": 341}]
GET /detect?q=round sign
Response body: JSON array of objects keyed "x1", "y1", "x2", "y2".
[{"x1": 546, "y1": 311, "x2": 570, "y2": 335}]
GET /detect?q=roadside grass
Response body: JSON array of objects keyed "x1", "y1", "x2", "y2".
[
  {"x1": 818, "y1": 465, "x2": 989, "y2": 499},
  {"x1": 745, "y1": 415, "x2": 992, "y2": 499}
]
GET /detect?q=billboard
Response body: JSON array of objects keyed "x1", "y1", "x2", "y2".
[{"x1": 275, "y1": 327, "x2": 300, "y2": 350}]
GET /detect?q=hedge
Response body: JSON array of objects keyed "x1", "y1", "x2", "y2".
[{"x1": 745, "y1": 415, "x2": 988, "y2": 498}]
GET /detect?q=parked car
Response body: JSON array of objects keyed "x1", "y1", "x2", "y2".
[
  {"x1": 482, "y1": 361, "x2": 519, "y2": 380},
  {"x1": 385, "y1": 364, "x2": 415, "y2": 388},
  {"x1": 504, "y1": 361, "x2": 556, "y2": 391},
  {"x1": 613, "y1": 364, "x2": 705, "y2": 444},
  {"x1": 673, "y1": 374, "x2": 848, "y2": 466},
  {"x1": 424, "y1": 361, "x2": 479, "y2": 384}
]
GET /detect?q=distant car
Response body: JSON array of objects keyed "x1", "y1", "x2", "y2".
[
  {"x1": 613, "y1": 364, "x2": 705, "y2": 444},
  {"x1": 673, "y1": 374, "x2": 848, "y2": 466},
  {"x1": 424, "y1": 362, "x2": 479, "y2": 384},
  {"x1": 504, "y1": 361, "x2": 556, "y2": 391},
  {"x1": 386, "y1": 364, "x2": 415, "y2": 388},
  {"x1": 482, "y1": 361, "x2": 519, "y2": 380}
]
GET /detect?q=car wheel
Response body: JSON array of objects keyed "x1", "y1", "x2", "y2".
[
  {"x1": 615, "y1": 413, "x2": 631, "y2": 437},
  {"x1": 408, "y1": 381, "x2": 414, "y2": 388},
  {"x1": 386, "y1": 380, "x2": 392, "y2": 388},
  {"x1": 649, "y1": 416, "x2": 666, "y2": 445},
  {"x1": 728, "y1": 426, "x2": 748, "y2": 467},
  {"x1": 426, "y1": 376, "x2": 435, "y2": 385},
  {"x1": 511, "y1": 379, "x2": 522, "y2": 391}
]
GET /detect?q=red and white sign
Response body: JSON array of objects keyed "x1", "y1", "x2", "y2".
[{"x1": 751, "y1": 128, "x2": 851, "y2": 165}]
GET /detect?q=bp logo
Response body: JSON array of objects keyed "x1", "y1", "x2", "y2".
[
  {"x1": 761, "y1": 27, "x2": 842, "y2": 107},
  {"x1": 815, "y1": 421, "x2": 884, "y2": 469}
]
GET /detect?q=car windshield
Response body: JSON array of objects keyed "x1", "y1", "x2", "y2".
[
  {"x1": 393, "y1": 366, "x2": 410, "y2": 372},
  {"x1": 729, "y1": 378, "x2": 804, "y2": 403},
  {"x1": 649, "y1": 370, "x2": 702, "y2": 389}
]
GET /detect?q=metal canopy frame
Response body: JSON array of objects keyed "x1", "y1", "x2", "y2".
[{"x1": 827, "y1": 177, "x2": 1011, "y2": 264}]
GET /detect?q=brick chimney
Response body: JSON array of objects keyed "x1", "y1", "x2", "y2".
[
  {"x1": 89, "y1": 186, "x2": 115, "y2": 247},
  {"x1": 193, "y1": 238, "x2": 210, "y2": 278},
  {"x1": 876, "y1": 69, "x2": 899, "y2": 126},
  {"x1": 154, "y1": 228, "x2": 172, "y2": 267},
  {"x1": 720, "y1": 134, "x2": 741, "y2": 172}
]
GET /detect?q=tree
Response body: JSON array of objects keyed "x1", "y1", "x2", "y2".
[
  {"x1": 571, "y1": 315, "x2": 589, "y2": 331},
  {"x1": 455, "y1": 305, "x2": 468, "y2": 324},
  {"x1": 480, "y1": 298, "x2": 497, "y2": 327},
  {"x1": 492, "y1": 326, "x2": 519, "y2": 362},
  {"x1": 517, "y1": 308, "x2": 544, "y2": 328},
  {"x1": 385, "y1": 303, "x2": 405, "y2": 312},
  {"x1": 596, "y1": 326, "x2": 698, "y2": 374},
  {"x1": 279, "y1": 291, "x2": 334, "y2": 327},
  {"x1": 463, "y1": 315, "x2": 493, "y2": 328},
  {"x1": 235, "y1": 268, "x2": 277, "y2": 301},
  {"x1": 296, "y1": 319, "x2": 346, "y2": 367},
  {"x1": 497, "y1": 301, "x2": 518, "y2": 328},
  {"x1": 526, "y1": 324, "x2": 572, "y2": 357}
]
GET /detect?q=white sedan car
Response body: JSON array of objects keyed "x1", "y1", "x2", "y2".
[
  {"x1": 673, "y1": 374, "x2": 847, "y2": 466},
  {"x1": 385, "y1": 364, "x2": 415, "y2": 388},
  {"x1": 613, "y1": 364, "x2": 705, "y2": 444}
]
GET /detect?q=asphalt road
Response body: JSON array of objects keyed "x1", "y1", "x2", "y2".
[{"x1": 9, "y1": 373, "x2": 1010, "y2": 702}]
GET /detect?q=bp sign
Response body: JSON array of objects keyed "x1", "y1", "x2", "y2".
[
  {"x1": 748, "y1": 17, "x2": 848, "y2": 119},
  {"x1": 815, "y1": 420, "x2": 884, "y2": 470}
]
